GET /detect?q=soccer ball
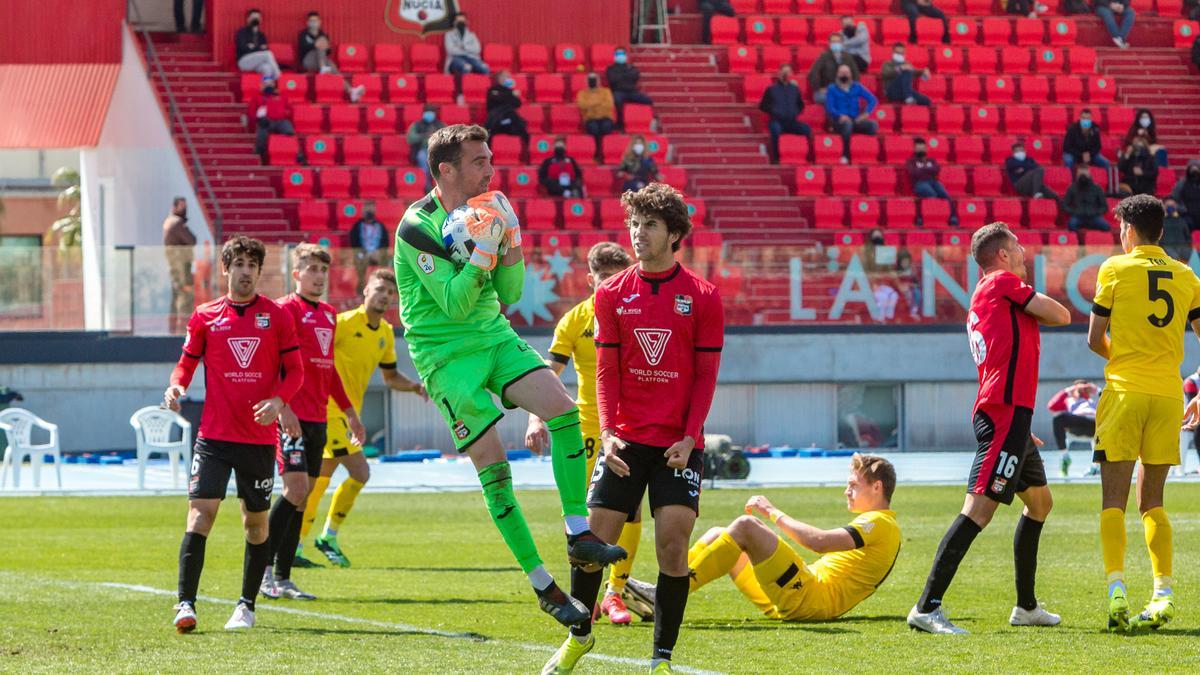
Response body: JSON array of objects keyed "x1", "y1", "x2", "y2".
[{"x1": 440, "y1": 191, "x2": 519, "y2": 266}]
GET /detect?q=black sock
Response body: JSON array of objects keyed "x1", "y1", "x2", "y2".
[
  {"x1": 568, "y1": 566, "x2": 605, "y2": 638},
  {"x1": 917, "y1": 514, "x2": 983, "y2": 613},
  {"x1": 267, "y1": 497, "x2": 297, "y2": 565},
  {"x1": 241, "y1": 539, "x2": 270, "y2": 612},
  {"x1": 274, "y1": 506, "x2": 305, "y2": 580},
  {"x1": 1014, "y1": 515, "x2": 1044, "y2": 611},
  {"x1": 177, "y1": 531, "x2": 207, "y2": 604},
  {"x1": 653, "y1": 573, "x2": 691, "y2": 662}
]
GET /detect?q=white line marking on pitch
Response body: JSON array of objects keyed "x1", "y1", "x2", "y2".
[{"x1": 99, "y1": 582, "x2": 723, "y2": 675}]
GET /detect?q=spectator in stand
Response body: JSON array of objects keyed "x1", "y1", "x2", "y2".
[
  {"x1": 809, "y1": 33, "x2": 860, "y2": 105},
  {"x1": 1046, "y1": 380, "x2": 1097, "y2": 477},
  {"x1": 407, "y1": 104, "x2": 445, "y2": 187},
  {"x1": 1117, "y1": 137, "x2": 1158, "y2": 196},
  {"x1": 1169, "y1": 160, "x2": 1200, "y2": 230},
  {"x1": 759, "y1": 65, "x2": 813, "y2": 164},
  {"x1": 906, "y1": 137, "x2": 959, "y2": 226},
  {"x1": 1063, "y1": 109, "x2": 1110, "y2": 170},
  {"x1": 444, "y1": 12, "x2": 489, "y2": 75},
  {"x1": 896, "y1": 248, "x2": 921, "y2": 319},
  {"x1": 576, "y1": 72, "x2": 616, "y2": 160},
  {"x1": 606, "y1": 47, "x2": 654, "y2": 129},
  {"x1": 879, "y1": 43, "x2": 931, "y2": 106},
  {"x1": 297, "y1": 13, "x2": 364, "y2": 103},
  {"x1": 174, "y1": 0, "x2": 203, "y2": 33},
  {"x1": 349, "y1": 203, "x2": 390, "y2": 296},
  {"x1": 825, "y1": 64, "x2": 878, "y2": 163},
  {"x1": 1160, "y1": 197, "x2": 1193, "y2": 261},
  {"x1": 1123, "y1": 108, "x2": 1167, "y2": 168},
  {"x1": 1005, "y1": 140, "x2": 1060, "y2": 203},
  {"x1": 1063, "y1": 165, "x2": 1110, "y2": 241},
  {"x1": 1193, "y1": 33, "x2": 1200, "y2": 69},
  {"x1": 1007, "y1": 0, "x2": 1049, "y2": 18},
  {"x1": 617, "y1": 134, "x2": 661, "y2": 193},
  {"x1": 163, "y1": 196, "x2": 197, "y2": 334},
  {"x1": 1096, "y1": 0, "x2": 1135, "y2": 49},
  {"x1": 698, "y1": 0, "x2": 736, "y2": 45},
  {"x1": 1189, "y1": 0, "x2": 1200, "y2": 20},
  {"x1": 484, "y1": 70, "x2": 529, "y2": 142},
  {"x1": 247, "y1": 76, "x2": 293, "y2": 156},
  {"x1": 901, "y1": 0, "x2": 951, "y2": 45},
  {"x1": 1185, "y1": 367, "x2": 1200, "y2": 471},
  {"x1": 538, "y1": 136, "x2": 583, "y2": 198},
  {"x1": 841, "y1": 16, "x2": 872, "y2": 72},
  {"x1": 235, "y1": 8, "x2": 280, "y2": 79}
]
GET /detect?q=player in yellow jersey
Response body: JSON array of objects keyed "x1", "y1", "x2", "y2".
[
  {"x1": 525, "y1": 242, "x2": 649, "y2": 625},
  {"x1": 627, "y1": 454, "x2": 899, "y2": 622},
  {"x1": 1088, "y1": 194, "x2": 1200, "y2": 632},
  {"x1": 295, "y1": 269, "x2": 428, "y2": 568}
]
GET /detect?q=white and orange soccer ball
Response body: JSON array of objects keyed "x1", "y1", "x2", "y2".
[{"x1": 440, "y1": 190, "x2": 519, "y2": 266}]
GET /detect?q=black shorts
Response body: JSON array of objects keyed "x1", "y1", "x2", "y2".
[
  {"x1": 189, "y1": 437, "x2": 276, "y2": 512},
  {"x1": 967, "y1": 403, "x2": 1047, "y2": 505},
  {"x1": 588, "y1": 441, "x2": 704, "y2": 516},
  {"x1": 277, "y1": 420, "x2": 327, "y2": 478}
]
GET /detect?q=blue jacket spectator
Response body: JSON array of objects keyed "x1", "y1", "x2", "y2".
[{"x1": 823, "y1": 65, "x2": 879, "y2": 162}]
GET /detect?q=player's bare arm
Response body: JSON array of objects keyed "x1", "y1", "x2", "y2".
[
  {"x1": 278, "y1": 405, "x2": 301, "y2": 438},
  {"x1": 1181, "y1": 317, "x2": 1200, "y2": 429},
  {"x1": 1087, "y1": 313, "x2": 1111, "y2": 360},
  {"x1": 664, "y1": 437, "x2": 696, "y2": 470},
  {"x1": 1025, "y1": 293, "x2": 1071, "y2": 326},
  {"x1": 745, "y1": 495, "x2": 857, "y2": 553},
  {"x1": 253, "y1": 396, "x2": 285, "y2": 426},
  {"x1": 382, "y1": 368, "x2": 427, "y2": 399},
  {"x1": 163, "y1": 384, "x2": 186, "y2": 411},
  {"x1": 599, "y1": 428, "x2": 630, "y2": 477}
]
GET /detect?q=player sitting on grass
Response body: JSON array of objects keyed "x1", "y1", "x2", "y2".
[{"x1": 626, "y1": 454, "x2": 900, "y2": 623}]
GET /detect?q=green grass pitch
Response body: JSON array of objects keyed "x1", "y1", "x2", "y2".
[{"x1": 3, "y1": 483, "x2": 1200, "y2": 672}]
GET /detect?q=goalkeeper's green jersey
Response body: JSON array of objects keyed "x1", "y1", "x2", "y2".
[{"x1": 392, "y1": 190, "x2": 525, "y2": 378}]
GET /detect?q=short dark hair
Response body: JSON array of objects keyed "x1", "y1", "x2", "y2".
[
  {"x1": 587, "y1": 242, "x2": 633, "y2": 273},
  {"x1": 172, "y1": 196, "x2": 186, "y2": 206},
  {"x1": 1115, "y1": 194, "x2": 1165, "y2": 244},
  {"x1": 220, "y1": 236, "x2": 266, "y2": 270},
  {"x1": 913, "y1": 137, "x2": 926, "y2": 145},
  {"x1": 970, "y1": 222, "x2": 1016, "y2": 267},
  {"x1": 369, "y1": 268, "x2": 396, "y2": 286},
  {"x1": 851, "y1": 453, "x2": 897, "y2": 501},
  {"x1": 427, "y1": 124, "x2": 489, "y2": 180},
  {"x1": 1011, "y1": 141, "x2": 1025, "y2": 150},
  {"x1": 621, "y1": 182, "x2": 692, "y2": 253},
  {"x1": 306, "y1": 11, "x2": 319, "y2": 18},
  {"x1": 893, "y1": 42, "x2": 905, "y2": 50},
  {"x1": 291, "y1": 242, "x2": 331, "y2": 268},
  {"x1": 246, "y1": 8, "x2": 261, "y2": 18},
  {"x1": 1079, "y1": 108, "x2": 1093, "y2": 117}
]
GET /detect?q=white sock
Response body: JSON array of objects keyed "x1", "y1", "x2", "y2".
[
  {"x1": 528, "y1": 565, "x2": 554, "y2": 591},
  {"x1": 564, "y1": 515, "x2": 589, "y2": 536}
]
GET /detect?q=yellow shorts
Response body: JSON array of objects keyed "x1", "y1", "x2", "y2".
[
  {"x1": 324, "y1": 410, "x2": 364, "y2": 460},
  {"x1": 1094, "y1": 390, "x2": 1183, "y2": 465},
  {"x1": 583, "y1": 422, "x2": 601, "y2": 486},
  {"x1": 750, "y1": 538, "x2": 829, "y2": 621}
]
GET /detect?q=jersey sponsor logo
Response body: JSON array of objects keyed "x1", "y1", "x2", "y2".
[
  {"x1": 255, "y1": 312, "x2": 271, "y2": 329},
  {"x1": 674, "y1": 466, "x2": 702, "y2": 491},
  {"x1": 228, "y1": 337, "x2": 262, "y2": 369},
  {"x1": 417, "y1": 253, "x2": 436, "y2": 275},
  {"x1": 622, "y1": 292, "x2": 640, "y2": 304},
  {"x1": 633, "y1": 328, "x2": 672, "y2": 366},
  {"x1": 617, "y1": 306, "x2": 641, "y2": 315},
  {"x1": 674, "y1": 294, "x2": 693, "y2": 316},
  {"x1": 315, "y1": 327, "x2": 334, "y2": 356},
  {"x1": 208, "y1": 315, "x2": 231, "y2": 332},
  {"x1": 325, "y1": 311, "x2": 335, "y2": 324}
]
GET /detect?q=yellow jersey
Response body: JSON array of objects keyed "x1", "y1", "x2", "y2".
[
  {"x1": 325, "y1": 307, "x2": 398, "y2": 416},
  {"x1": 810, "y1": 509, "x2": 901, "y2": 619},
  {"x1": 1092, "y1": 245, "x2": 1200, "y2": 400},
  {"x1": 548, "y1": 295, "x2": 599, "y2": 432}
]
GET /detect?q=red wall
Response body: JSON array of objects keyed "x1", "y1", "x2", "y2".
[
  {"x1": 0, "y1": 0, "x2": 125, "y2": 63},
  {"x1": 211, "y1": 0, "x2": 630, "y2": 67}
]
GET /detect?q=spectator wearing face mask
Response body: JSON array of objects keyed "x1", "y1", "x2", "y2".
[
  {"x1": 1169, "y1": 160, "x2": 1200, "y2": 230},
  {"x1": 1005, "y1": 141, "x2": 1059, "y2": 203},
  {"x1": 879, "y1": 43, "x2": 931, "y2": 106},
  {"x1": 1063, "y1": 109, "x2": 1110, "y2": 170},
  {"x1": 235, "y1": 8, "x2": 280, "y2": 79},
  {"x1": 246, "y1": 76, "x2": 293, "y2": 156},
  {"x1": 1160, "y1": 197, "x2": 1193, "y2": 261},
  {"x1": 1096, "y1": 0, "x2": 1135, "y2": 49},
  {"x1": 484, "y1": 70, "x2": 529, "y2": 141},
  {"x1": 1118, "y1": 137, "x2": 1158, "y2": 196},
  {"x1": 840, "y1": 16, "x2": 872, "y2": 72},
  {"x1": 576, "y1": 72, "x2": 615, "y2": 159},
  {"x1": 444, "y1": 12, "x2": 489, "y2": 74},
  {"x1": 906, "y1": 138, "x2": 959, "y2": 226},
  {"x1": 538, "y1": 136, "x2": 583, "y2": 198},
  {"x1": 699, "y1": 0, "x2": 736, "y2": 44},
  {"x1": 617, "y1": 135, "x2": 661, "y2": 193},
  {"x1": 1063, "y1": 166, "x2": 1110, "y2": 241},
  {"x1": 824, "y1": 64, "x2": 877, "y2": 163},
  {"x1": 896, "y1": 248, "x2": 921, "y2": 319},
  {"x1": 349, "y1": 204, "x2": 391, "y2": 295},
  {"x1": 298, "y1": 13, "x2": 365, "y2": 102},
  {"x1": 1007, "y1": 0, "x2": 1049, "y2": 18},
  {"x1": 407, "y1": 104, "x2": 445, "y2": 186},
  {"x1": 605, "y1": 47, "x2": 654, "y2": 129},
  {"x1": 809, "y1": 33, "x2": 860, "y2": 104},
  {"x1": 1122, "y1": 108, "x2": 1167, "y2": 168},
  {"x1": 900, "y1": 0, "x2": 951, "y2": 45},
  {"x1": 759, "y1": 64, "x2": 812, "y2": 164}
]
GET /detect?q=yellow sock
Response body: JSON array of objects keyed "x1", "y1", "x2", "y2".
[
  {"x1": 688, "y1": 531, "x2": 743, "y2": 592},
  {"x1": 607, "y1": 520, "x2": 641, "y2": 594},
  {"x1": 733, "y1": 564, "x2": 776, "y2": 617},
  {"x1": 325, "y1": 477, "x2": 364, "y2": 535},
  {"x1": 300, "y1": 475, "x2": 330, "y2": 542},
  {"x1": 687, "y1": 538, "x2": 709, "y2": 564},
  {"x1": 1142, "y1": 507, "x2": 1173, "y2": 593},
  {"x1": 1100, "y1": 507, "x2": 1127, "y2": 586}
]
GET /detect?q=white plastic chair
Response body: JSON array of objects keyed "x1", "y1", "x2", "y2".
[
  {"x1": 0, "y1": 408, "x2": 62, "y2": 489},
  {"x1": 129, "y1": 406, "x2": 192, "y2": 490}
]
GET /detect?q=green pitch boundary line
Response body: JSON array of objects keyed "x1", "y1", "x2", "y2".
[{"x1": 98, "y1": 582, "x2": 724, "y2": 674}]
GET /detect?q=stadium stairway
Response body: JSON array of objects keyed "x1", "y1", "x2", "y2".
[{"x1": 1098, "y1": 47, "x2": 1200, "y2": 159}]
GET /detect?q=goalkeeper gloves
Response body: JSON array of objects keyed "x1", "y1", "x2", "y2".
[
  {"x1": 468, "y1": 191, "x2": 521, "y2": 250},
  {"x1": 465, "y1": 205, "x2": 506, "y2": 271}
]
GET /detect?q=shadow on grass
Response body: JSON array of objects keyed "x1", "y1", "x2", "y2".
[
  {"x1": 377, "y1": 566, "x2": 523, "y2": 574},
  {"x1": 338, "y1": 597, "x2": 522, "y2": 606},
  {"x1": 684, "y1": 618, "x2": 858, "y2": 634},
  {"x1": 268, "y1": 626, "x2": 490, "y2": 641}
]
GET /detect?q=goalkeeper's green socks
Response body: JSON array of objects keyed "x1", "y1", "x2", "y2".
[
  {"x1": 478, "y1": 461, "x2": 543, "y2": 574},
  {"x1": 546, "y1": 409, "x2": 589, "y2": 530}
]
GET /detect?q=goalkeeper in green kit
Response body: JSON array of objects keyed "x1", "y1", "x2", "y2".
[{"x1": 393, "y1": 125, "x2": 626, "y2": 625}]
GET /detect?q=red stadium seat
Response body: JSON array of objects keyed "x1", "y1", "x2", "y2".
[
  {"x1": 778, "y1": 16, "x2": 809, "y2": 43},
  {"x1": 566, "y1": 134, "x2": 595, "y2": 166},
  {"x1": 386, "y1": 74, "x2": 419, "y2": 104},
  {"x1": 282, "y1": 167, "x2": 314, "y2": 198},
  {"x1": 1066, "y1": 47, "x2": 1096, "y2": 75},
  {"x1": 1014, "y1": 19, "x2": 1044, "y2": 46},
  {"x1": 949, "y1": 18, "x2": 979, "y2": 46},
  {"x1": 764, "y1": 0, "x2": 795, "y2": 10},
  {"x1": 916, "y1": 18, "x2": 944, "y2": 43},
  {"x1": 881, "y1": 18, "x2": 910, "y2": 44},
  {"x1": 601, "y1": 134, "x2": 631, "y2": 164},
  {"x1": 961, "y1": 0, "x2": 994, "y2": 14},
  {"x1": 866, "y1": 166, "x2": 898, "y2": 195},
  {"x1": 936, "y1": 105, "x2": 966, "y2": 134},
  {"x1": 529, "y1": 135, "x2": 556, "y2": 165},
  {"x1": 342, "y1": 136, "x2": 375, "y2": 165},
  {"x1": 379, "y1": 136, "x2": 407, "y2": 165},
  {"x1": 337, "y1": 44, "x2": 368, "y2": 73},
  {"x1": 278, "y1": 73, "x2": 308, "y2": 103},
  {"x1": 239, "y1": 73, "x2": 261, "y2": 101},
  {"x1": 314, "y1": 74, "x2": 345, "y2": 103},
  {"x1": 1029, "y1": 198, "x2": 1058, "y2": 228},
  {"x1": 624, "y1": 104, "x2": 654, "y2": 133},
  {"x1": 991, "y1": 198, "x2": 1022, "y2": 226},
  {"x1": 350, "y1": 74, "x2": 382, "y2": 103},
  {"x1": 562, "y1": 199, "x2": 595, "y2": 229},
  {"x1": 583, "y1": 166, "x2": 615, "y2": 195},
  {"x1": 813, "y1": 198, "x2": 847, "y2": 229},
  {"x1": 533, "y1": 73, "x2": 566, "y2": 103},
  {"x1": 292, "y1": 105, "x2": 324, "y2": 134},
  {"x1": 829, "y1": 0, "x2": 856, "y2": 13},
  {"x1": 794, "y1": 45, "x2": 823, "y2": 71},
  {"x1": 745, "y1": 16, "x2": 776, "y2": 45},
  {"x1": 336, "y1": 200, "x2": 364, "y2": 228},
  {"x1": 964, "y1": 47, "x2": 998, "y2": 75},
  {"x1": 483, "y1": 43, "x2": 514, "y2": 72},
  {"x1": 933, "y1": 46, "x2": 964, "y2": 74},
  {"x1": 374, "y1": 200, "x2": 406, "y2": 225},
  {"x1": 328, "y1": 105, "x2": 361, "y2": 134},
  {"x1": 727, "y1": 45, "x2": 758, "y2": 74},
  {"x1": 357, "y1": 167, "x2": 390, "y2": 199},
  {"x1": 744, "y1": 74, "x2": 771, "y2": 102},
  {"x1": 319, "y1": 168, "x2": 352, "y2": 199},
  {"x1": 882, "y1": 136, "x2": 912, "y2": 164},
  {"x1": 972, "y1": 167, "x2": 1003, "y2": 195},
  {"x1": 711, "y1": 16, "x2": 741, "y2": 44},
  {"x1": 548, "y1": 104, "x2": 582, "y2": 133},
  {"x1": 917, "y1": 75, "x2": 947, "y2": 101},
  {"x1": 814, "y1": 135, "x2": 842, "y2": 164},
  {"x1": 599, "y1": 199, "x2": 625, "y2": 228},
  {"x1": 1043, "y1": 166, "x2": 1072, "y2": 195},
  {"x1": 566, "y1": 73, "x2": 590, "y2": 98},
  {"x1": 504, "y1": 167, "x2": 539, "y2": 197},
  {"x1": 374, "y1": 44, "x2": 405, "y2": 72},
  {"x1": 1054, "y1": 76, "x2": 1084, "y2": 104},
  {"x1": 409, "y1": 44, "x2": 440, "y2": 73},
  {"x1": 902, "y1": 106, "x2": 931, "y2": 134},
  {"x1": 644, "y1": 135, "x2": 669, "y2": 162},
  {"x1": 424, "y1": 74, "x2": 455, "y2": 104},
  {"x1": 519, "y1": 44, "x2": 550, "y2": 72},
  {"x1": 958, "y1": 199, "x2": 987, "y2": 228},
  {"x1": 761, "y1": 45, "x2": 792, "y2": 72},
  {"x1": 1105, "y1": 107, "x2": 1135, "y2": 133},
  {"x1": 850, "y1": 136, "x2": 881, "y2": 165},
  {"x1": 794, "y1": 166, "x2": 827, "y2": 194},
  {"x1": 590, "y1": 44, "x2": 616, "y2": 71},
  {"x1": 951, "y1": 75, "x2": 981, "y2": 103},
  {"x1": 985, "y1": 76, "x2": 1015, "y2": 104},
  {"x1": 555, "y1": 43, "x2": 585, "y2": 72},
  {"x1": 862, "y1": 0, "x2": 890, "y2": 10},
  {"x1": 438, "y1": 103, "x2": 469, "y2": 125},
  {"x1": 981, "y1": 18, "x2": 1012, "y2": 46},
  {"x1": 1020, "y1": 75, "x2": 1050, "y2": 103},
  {"x1": 794, "y1": 0, "x2": 824, "y2": 13},
  {"x1": 830, "y1": 166, "x2": 862, "y2": 195},
  {"x1": 1025, "y1": 136, "x2": 1053, "y2": 164},
  {"x1": 1000, "y1": 47, "x2": 1031, "y2": 74},
  {"x1": 1176, "y1": 20, "x2": 1200, "y2": 48},
  {"x1": 1049, "y1": 19, "x2": 1078, "y2": 47},
  {"x1": 660, "y1": 165, "x2": 687, "y2": 189},
  {"x1": 887, "y1": 199, "x2": 918, "y2": 229},
  {"x1": 1036, "y1": 106, "x2": 1068, "y2": 135},
  {"x1": 920, "y1": 199, "x2": 952, "y2": 228},
  {"x1": 955, "y1": 136, "x2": 985, "y2": 164},
  {"x1": 941, "y1": 166, "x2": 968, "y2": 194},
  {"x1": 298, "y1": 200, "x2": 331, "y2": 230},
  {"x1": 305, "y1": 136, "x2": 337, "y2": 166},
  {"x1": 1033, "y1": 47, "x2": 1064, "y2": 74},
  {"x1": 461, "y1": 74, "x2": 490, "y2": 105},
  {"x1": 849, "y1": 198, "x2": 881, "y2": 229},
  {"x1": 1004, "y1": 105, "x2": 1034, "y2": 136},
  {"x1": 925, "y1": 136, "x2": 950, "y2": 162},
  {"x1": 1087, "y1": 76, "x2": 1116, "y2": 104},
  {"x1": 270, "y1": 43, "x2": 296, "y2": 68},
  {"x1": 733, "y1": 0, "x2": 759, "y2": 14},
  {"x1": 523, "y1": 198, "x2": 559, "y2": 229},
  {"x1": 1084, "y1": 230, "x2": 1114, "y2": 246}
]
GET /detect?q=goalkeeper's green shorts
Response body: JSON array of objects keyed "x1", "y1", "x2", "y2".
[{"x1": 426, "y1": 334, "x2": 548, "y2": 452}]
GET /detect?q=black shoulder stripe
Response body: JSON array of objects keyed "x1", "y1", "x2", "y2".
[
  {"x1": 379, "y1": 362, "x2": 397, "y2": 370},
  {"x1": 399, "y1": 220, "x2": 455, "y2": 262},
  {"x1": 696, "y1": 346, "x2": 723, "y2": 352},
  {"x1": 1091, "y1": 303, "x2": 1112, "y2": 317},
  {"x1": 418, "y1": 195, "x2": 439, "y2": 214},
  {"x1": 594, "y1": 341, "x2": 620, "y2": 348},
  {"x1": 182, "y1": 350, "x2": 201, "y2": 359},
  {"x1": 1018, "y1": 289, "x2": 1036, "y2": 309},
  {"x1": 1189, "y1": 307, "x2": 1200, "y2": 323},
  {"x1": 280, "y1": 346, "x2": 299, "y2": 354},
  {"x1": 844, "y1": 525, "x2": 865, "y2": 549},
  {"x1": 549, "y1": 352, "x2": 571, "y2": 364}
]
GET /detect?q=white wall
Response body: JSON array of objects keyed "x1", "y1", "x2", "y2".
[
  {"x1": 80, "y1": 24, "x2": 213, "y2": 331},
  {"x1": 0, "y1": 150, "x2": 80, "y2": 180}
]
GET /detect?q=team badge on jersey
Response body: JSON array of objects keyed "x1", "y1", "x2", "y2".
[
  {"x1": 674, "y1": 294, "x2": 693, "y2": 316},
  {"x1": 315, "y1": 327, "x2": 333, "y2": 356},
  {"x1": 228, "y1": 337, "x2": 261, "y2": 369},
  {"x1": 453, "y1": 419, "x2": 471, "y2": 440},
  {"x1": 255, "y1": 312, "x2": 271, "y2": 329},
  {"x1": 417, "y1": 253, "x2": 436, "y2": 275},
  {"x1": 991, "y1": 477, "x2": 1008, "y2": 494},
  {"x1": 633, "y1": 328, "x2": 672, "y2": 366}
]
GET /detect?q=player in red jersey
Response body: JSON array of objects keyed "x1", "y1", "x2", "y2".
[
  {"x1": 163, "y1": 236, "x2": 305, "y2": 633},
  {"x1": 545, "y1": 183, "x2": 724, "y2": 675},
  {"x1": 260, "y1": 244, "x2": 365, "y2": 601},
  {"x1": 908, "y1": 223, "x2": 1071, "y2": 635}
]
